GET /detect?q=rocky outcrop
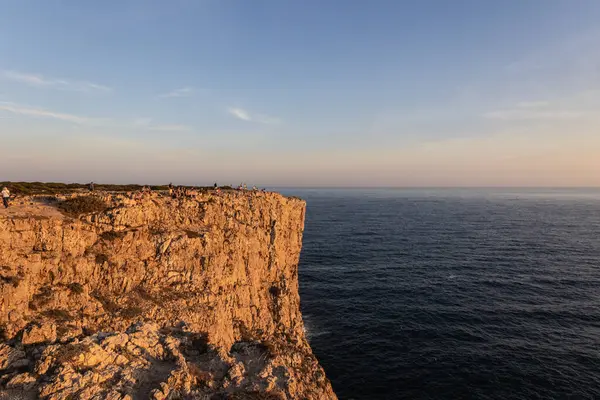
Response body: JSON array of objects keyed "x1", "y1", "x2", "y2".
[{"x1": 0, "y1": 191, "x2": 336, "y2": 399}]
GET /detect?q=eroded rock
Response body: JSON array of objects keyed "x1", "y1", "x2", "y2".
[
  {"x1": 0, "y1": 344, "x2": 27, "y2": 371},
  {"x1": 0, "y1": 191, "x2": 337, "y2": 399},
  {"x1": 21, "y1": 322, "x2": 57, "y2": 345}
]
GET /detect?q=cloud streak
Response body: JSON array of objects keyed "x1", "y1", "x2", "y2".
[
  {"x1": 131, "y1": 118, "x2": 192, "y2": 132},
  {"x1": 483, "y1": 109, "x2": 584, "y2": 121},
  {"x1": 0, "y1": 104, "x2": 191, "y2": 131},
  {"x1": 2, "y1": 70, "x2": 112, "y2": 93},
  {"x1": 516, "y1": 101, "x2": 550, "y2": 108},
  {"x1": 158, "y1": 87, "x2": 194, "y2": 98},
  {"x1": 228, "y1": 108, "x2": 251, "y2": 121},
  {"x1": 483, "y1": 99, "x2": 588, "y2": 121},
  {"x1": 0, "y1": 102, "x2": 91, "y2": 123},
  {"x1": 227, "y1": 107, "x2": 281, "y2": 125},
  {"x1": 148, "y1": 124, "x2": 191, "y2": 132}
]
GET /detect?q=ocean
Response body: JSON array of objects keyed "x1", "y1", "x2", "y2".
[{"x1": 282, "y1": 188, "x2": 600, "y2": 400}]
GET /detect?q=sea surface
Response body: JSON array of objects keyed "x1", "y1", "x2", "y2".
[{"x1": 281, "y1": 188, "x2": 600, "y2": 400}]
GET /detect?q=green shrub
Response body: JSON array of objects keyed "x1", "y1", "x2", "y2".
[
  {"x1": 91, "y1": 292, "x2": 120, "y2": 314},
  {"x1": 58, "y1": 196, "x2": 108, "y2": 217},
  {"x1": 0, "y1": 275, "x2": 21, "y2": 288},
  {"x1": 67, "y1": 283, "x2": 84, "y2": 294},
  {"x1": 56, "y1": 343, "x2": 92, "y2": 364},
  {"x1": 184, "y1": 230, "x2": 203, "y2": 239},
  {"x1": 100, "y1": 231, "x2": 126, "y2": 241},
  {"x1": 95, "y1": 254, "x2": 109, "y2": 265},
  {"x1": 0, "y1": 181, "x2": 209, "y2": 195},
  {"x1": 42, "y1": 309, "x2": 72, "y2": 322},
  {"x1": 120, "y1": 306, "x2": 143, "y2": 319},
  {"x1": 29, "y1": 286, "x2": 53, "y2": 310}
]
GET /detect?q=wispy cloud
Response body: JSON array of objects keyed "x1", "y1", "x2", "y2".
[
  {"x1": 132, "y1": 117, "x2": 153, "y2": 127},
  {"x1": 227, "y1": 107, "x2": 281, "y2": 125},
  {"x1": 0, "y1": 102, "x2": 192, "y2": 132},
  {"x1": 228, "y1": 108, "x2": 251, "y2": 121},
  {"x1": 0, "y1": 102, "x2": 92, "y2": 123},
  {"x1": 1, "y1": 70, "x2": 112, "y2": 93},
  {"x1": 158, "y1": 87, "x2": 194, "y2": 98},
  {"x1": 483, "y1": 109, "x2": 584, "y2": 121},
  {"x1": 504, "y1": 30, "x2": 600, "y2": 85},
  {"x1": 482, "y1": 97, "x2": 589, "y2": 121},
  {"x1": 254, "y1": 114, "x2": 281, "y2": 125},
  {"x1": 516, "y1": 101, "x2": 550, "y2": 108},
  {"x1": 131, "y1": 118, "x2": 191, "y2": 132},
  {"x1": 148, "y1": 124, "x2": 191, "y2": 132}
]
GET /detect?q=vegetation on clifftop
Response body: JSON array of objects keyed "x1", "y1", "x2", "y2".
[
  {"x1": 0, "y1": 182, "x2": 236, "y2": 195},
  {"x1": 57, "y1": 196, "x2": 109, "y2": 217},
  {"x1": 0, "y1": 182, "x2": 167, "y2": 195}
]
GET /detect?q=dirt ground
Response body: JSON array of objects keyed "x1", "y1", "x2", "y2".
[{"x1": 0, "y1": 197, "x2": 65, "y2": 219}]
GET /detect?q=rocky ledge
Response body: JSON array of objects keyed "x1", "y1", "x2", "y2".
[{"x1": 0, "y1": 190, "x2": 336, "y2": 400}]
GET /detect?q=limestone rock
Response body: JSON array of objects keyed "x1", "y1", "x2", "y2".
[
  {"x1": 21, "y1": 322, "x2": 57, "y2": 345},
  {"x1": 0, "y1": 323, "x2": 336, "y2": 399},
  {"x1": 0, "y1": 191, "x2": 337, "y2": 399},
  {"x1": 6, "y1": 372, "x2": 36, "y2": 389},
  {"x1": 0, "y1": 344, "x2": 27, "y2": 371}
]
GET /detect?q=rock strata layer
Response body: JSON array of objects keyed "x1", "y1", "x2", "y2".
[{"x1": 0, "y1": 191, "x2": 337, "y2": 399}]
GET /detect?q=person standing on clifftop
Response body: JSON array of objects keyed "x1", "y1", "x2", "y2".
[
  {"x1": 89, "y1": 182, "x2": 95, "y2": 191},
  {"x1": 1, "y1": 187, "x2": 10, "y2": 208}
]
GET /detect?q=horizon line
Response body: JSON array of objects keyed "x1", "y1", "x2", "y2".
[{"x1": 1, "y1": 181, "x2": 599, "y2": 190}]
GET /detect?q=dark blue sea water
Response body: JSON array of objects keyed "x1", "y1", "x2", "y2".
[{"x1": 283, "y1": 188, "x2": 600, "y2": 400}]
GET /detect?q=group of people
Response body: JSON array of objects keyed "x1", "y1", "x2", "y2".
[
  {"x1": 0, "y1": 181, "x2": 270, "y2": 211},
  {"x1": 90, "y1": 181, "x2": 265, "y2": 197},
  {"x1": 168, "y1": 183, "x2": 194, "y2": 199},
  {"x1": 0, "y1": 182, "x2": 269, "y2": 209},
  {"x1": 236, "y1": 183, "x2": 265, "y2": 192},
  {"x1": 128, "y1": 185, "x2": 154, "y2": 200}
]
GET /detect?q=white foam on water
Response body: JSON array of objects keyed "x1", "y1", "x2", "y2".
[{"x1": 303, "y1": 315, "x2": 331, "y2": 342}]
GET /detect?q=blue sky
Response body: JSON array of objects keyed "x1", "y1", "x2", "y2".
[{"x1": 1, "y1": 0, "x2": 599, "y2": 186}]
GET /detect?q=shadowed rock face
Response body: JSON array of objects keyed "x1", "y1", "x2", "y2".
[{"x1": 0, "y1": 191, "x2": 337, "y2": 399}]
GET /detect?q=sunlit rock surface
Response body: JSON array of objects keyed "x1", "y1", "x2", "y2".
[{"x1": 0, "y1": 191, "x2": 336, "y2": 399}]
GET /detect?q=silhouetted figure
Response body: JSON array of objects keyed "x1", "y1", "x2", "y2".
[
  {"x1": 214, "y1": 182, "x2": 218, "y2": 189},
  {"x1": 1, "y1": 187, "x2": 10, "y2": 208},
  {"x1": 89, "y1": 182, "x2": 95, "y2": 191}
]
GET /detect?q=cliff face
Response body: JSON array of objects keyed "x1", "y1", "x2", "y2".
[{"x1": 0, "y1": 191, "x2": 337, "y2": 400}]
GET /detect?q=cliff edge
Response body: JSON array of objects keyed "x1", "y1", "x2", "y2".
[{"x1": 0, "y1": 190, "x2": 337, "y2": 400}]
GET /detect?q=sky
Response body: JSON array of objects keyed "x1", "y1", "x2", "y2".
[{"x1": 1, "y1": 0, "x2": 599, "y2": 187}]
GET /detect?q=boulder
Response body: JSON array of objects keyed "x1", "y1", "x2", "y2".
[{"x1": 21, "y1": 322, "x2": 57, "y2": 345}]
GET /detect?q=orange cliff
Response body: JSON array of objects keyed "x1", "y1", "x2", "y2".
[{"x1": 0, "y1": 190, "x2": 337, "y2": 400}]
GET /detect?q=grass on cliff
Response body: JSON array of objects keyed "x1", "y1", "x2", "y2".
[
  {"x1": 100, "y1": 231, "x2": 127, "y2": 241},
  {"x1": 57, "y1": 196, "x2": 109, "y2": 217},
  {"x1": 56, "y1": 343, "x2": 93, "y2": 365},
  {"x1": 228, "y1": 392, "x2": 286, "y2": 400},
  {"x1": 0, "y1": 274, "x2": 23, "y2": 288},
  {"x1": 0, "y1": 181, "x2": 169, "y2": 195},
  {"x1": 0, "y1": 181, "x2": 228, "y2": 195},
  {"x1": 42, "y1": 309, "x2": 72, "y2": 322}
]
